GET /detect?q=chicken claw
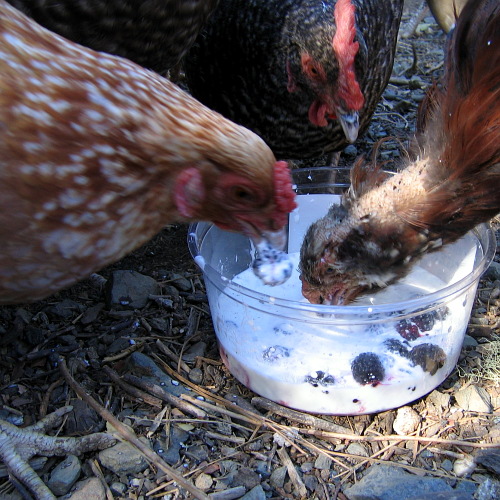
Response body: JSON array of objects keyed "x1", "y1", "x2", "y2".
[{"x1": 0, "y1": 406, "x2": 115, "y2": 500}]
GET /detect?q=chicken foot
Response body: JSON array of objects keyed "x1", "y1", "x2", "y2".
[{"x1": 0, "y1": 406, "x2": 115, "y2": 500}]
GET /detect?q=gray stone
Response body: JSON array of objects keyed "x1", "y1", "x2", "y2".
[
  {"x1": 440, "y1": 459, "x2": 453, "y2": 472},
  {"x1": 346, "y1": 442, "x2": 370, "y2": 457},
  {"x1": 454, "y1": 385, "x2": 492, "y2": 413},
  {"x1": 462, "y1": 335, "x2": 478, "y2": 348},
  {"x1": 154, "y1": 425, "x2": 189, "y2": 466},
  {"x1": 475, "y1": 478, "x2": 500, "y2": 500},
  {"x1": 428, "y1": 390, "x2": 451, "y2": 409},
  {"x1": 165, "y1": 272, "x2": 192, "y2": 292},
  {"x1": 188, "y1": 367, "x2": 204, "y2": 384},
  {"x1": 48, "y1": 455, "x2": 81, "y2": 496},
  {"x1": 269, "y1": 465, "x2": 287, "y2": 489},
  {"x1": 474, "y1": 448, "x2": 500, "y2": 475},
  {"x1": 343, "y1": 464, "x2": 457, "y2": 500},
  {"x1": 231, "y1": 466, "x2": 260, "y2": 489},
  {"x1": 314, "y1": 453, "x2": 331, "y2": 470},
  {"x1": 98, "y1": 437, "x2": 150, "y2": 475},
  {"x1": 240, "y1": 484, "x2": 266, "y2": 500},
  {"x1": 109, "y1": 482, "x2": 127, "y2": 496},
  {"x1": 183, "y1": 341, "x2": 207, "y2": 363},
  {"x1": 127, "y1": 352, "x2": 190, "y2": 397},
  {"x1": 106, "y1": 270, "x2": 160, "y2": 309},
  {"x1": 484, "y1": 261, "x2": 500, "y2": 281},
  {"x1": 195, "y1": 473, "x2": 213, "y2": 491},
  {"x1": 65, "y1": 477, "x2": 106, "y2": 500}
]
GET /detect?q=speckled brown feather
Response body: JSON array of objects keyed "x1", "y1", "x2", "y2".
[
  {"x1": 0, "y1": 1, "x2": 296, "y2": 303},
  {"x1": 300, "y1": 0, "x2": 500, "y2": 304}
]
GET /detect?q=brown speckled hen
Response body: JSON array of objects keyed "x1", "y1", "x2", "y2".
[
  {"x1": 0, "y1": 0, "x2": 296, "y2": 305},
  {"x1": 299, "y1": 0, "x2": 500, "y2": 304},
  {"x1": 185, "y1": 0, "x2": 404, "y2": 160},
  {"x1": 7, "y1": 0, "x2": 219, "y2": 73}
]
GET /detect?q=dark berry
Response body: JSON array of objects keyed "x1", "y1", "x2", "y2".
[
  {"x1": 409, "y1": 343, "x2": 447, "y2": 375},
  {"x1": 351, "y1": 352, "x2": 385, "y2": 386},
  {"x1": 384, "y1": 338, "x2": 410, "y2": 357},
  {"x1": 262, "y1": 345, "x2": 291, "y2": 362},
  {"x1": 304, "y1": 370, "x2": 335, "y2": 387},
  {"x1": 395, "y1": 319, "x2": 421, "y2": 340},
  {"x1": 412, "y1": 312, "x2": 436, "y2": 332}
]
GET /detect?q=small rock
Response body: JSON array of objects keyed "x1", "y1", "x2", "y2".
[
  {"x1": 428, "y1": 390, "x2": 451, "y2": 409},
  {"x1": 106, "y1": 270, "x2": 160, "y2": 309},
  {"x1": 183, "y1": 341, "x2": 207, "y2": 363},
  {"x1": 462, "y1": 335, "x2": 478, "y2": 348},
  {"x1": 269, "y1": 466, "x2": 287, "y2": 489},
  {"x1": 98, "y1": 437, "x2": 150, "y2": 475},
  {"x1": 453, "y1": 455, "x2": 476, "y2": 477},
  {"x1": 240, "y1": 484, "x2": 266, "y2": 500},
  {"x1": 314, "y1": 453, "x2": 331, "y2": 470},
  {"x1": 188, "y1": 367, "x2": 204, "y2": 384},
  {"x1": 109, "y1": 482, "x2": 127, "y2": 496},
  {"x1": 454, "y1": 385, "x2": 492, "y2": 413},
  {"x1": 48, "y1": 455, "x2": 81, "y2": 496},
  {"x1": 300, "y1": 462, "x2": 314, "y2": 473},
  {"x1": 346, "y1": 442, "x2": 369, "y2": 458},
  {"x1": 127, "y1": 352, "x2": 190, "y2": 397},
  {"x1": 344, "y1": 145, "x2": 358, "y2": 156},
  {"x1": 475, "y1": 478, "x2": 500, "y2": 500},
  {"x1": 231, "y1": 466, "x2": 261, "y2": 489},
  {"x1": 80, "y1": 303, "x2": 105, "y2": 324},
  {"x1": 47, "y1": 299, "x2": 85, "y2": 319},
  {"x1": 440, "y1": 459, "x2": 453, "y2": 472},
  {"x1": 195, "y1": 473, "x2": 213, "y2": 491},
  {"x1": 343, "y1": 464, "x2": 462, "y2": 500},
  {"x1": 155, "y1": 425, "x2": 189, "y2": 465},
  {"x1": 484, "y1": 261, "x2": 500, "y2": 281},
  {"x1": 165, "y1": 272, "x2": 192, "y2": 292},
  {"x1": 474, "y1": 448, "x2": 500, "y2": 475},
  {"x1": 393, "y1": 406, "x2": 421, "y2": 435},
  {"x1": 65, "y1": 477, "x2": 105, "y2": 500}
]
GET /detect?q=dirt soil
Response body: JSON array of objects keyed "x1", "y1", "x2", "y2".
[{"x1": 0, "y1": 6, "x2": 499, "y2": 500}]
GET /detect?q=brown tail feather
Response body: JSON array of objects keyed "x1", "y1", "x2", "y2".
[{"x1": 412, "y1": 0, "x2": 500, "y2": 240}]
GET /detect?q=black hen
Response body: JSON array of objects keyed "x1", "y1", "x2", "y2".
[
  {"x1": 299, "y1": 0, "x2": 500, "y2": 305},
  {"x1": 7, "y1": 0, "x2": 219, "y2": 73},
  {"x1": 185, "y1": 0, "x2": 404, "y2": 159}
]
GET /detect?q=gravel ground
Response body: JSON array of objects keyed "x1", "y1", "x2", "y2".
[{"x1": 0, "y1": 6, "x2": 499, "y2": 500}]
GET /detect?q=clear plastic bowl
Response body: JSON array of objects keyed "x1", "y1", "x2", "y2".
[{"x1": 188, "y1": 168, "x2": 496, "y2": 414}]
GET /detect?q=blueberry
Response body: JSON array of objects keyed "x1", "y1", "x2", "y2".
[
  {"x1": 351, "y1": 352, "x2": 385, "y2": 386},
  {"x1": 395, "y1": 319, "x2": 421, "y2": 340},
  {"x1": 409, "y1": 343, "x2": 446, "y2": 375},
  {"x1": 384, "y1": 338, "x2": 410, "y2": 357},
  {"x1": 304, "y1": 370, "x2": 335, "y2": 387},
  {"x1": 412, "y1": 312, "x2": 436, "y2": 332},
  {"x1": 262, "y1": 345, "x2": 291, "y2": 362}
]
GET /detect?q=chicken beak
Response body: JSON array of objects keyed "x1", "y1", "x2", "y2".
[
  {"x1": 338, "y1": 111, "x2": 360, "y2": 143},
  {"x1": 252, "y1": 227, "x2": 287, "y2": 251}
]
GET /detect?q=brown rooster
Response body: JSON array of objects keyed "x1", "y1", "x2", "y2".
[
  {"x1": 185, "y1": 0, "x2": 404, "y2": 160},
  {"x1": 0, "y1": 0, "x2": 296, "y2": 305},
  {"x1": 299, "y1": 0, "x2": 500, "y2": 305},
  {"x1": 7, "y1": 0, "x2": 219, "y2": 73}
]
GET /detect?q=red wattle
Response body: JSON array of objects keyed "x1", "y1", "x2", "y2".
[{"x1": 308, "y1": 100, "x2": 328, "y2": 127}]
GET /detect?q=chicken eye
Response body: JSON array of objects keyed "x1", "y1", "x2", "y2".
[{"x1": 230, "y1": 186, "x2": 256, "y2": 203}]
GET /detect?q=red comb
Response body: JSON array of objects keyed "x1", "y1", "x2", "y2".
[
  {"x1": 332, "y1": 0, "x2": 364, "y2": 111},
  {"x1": 273, "y1": 161, "x2": 297, "y2": 227}
]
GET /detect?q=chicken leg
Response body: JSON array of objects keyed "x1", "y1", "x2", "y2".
[{"x1": 0, "y1": 406, "x2": 115, "y2": 500}]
